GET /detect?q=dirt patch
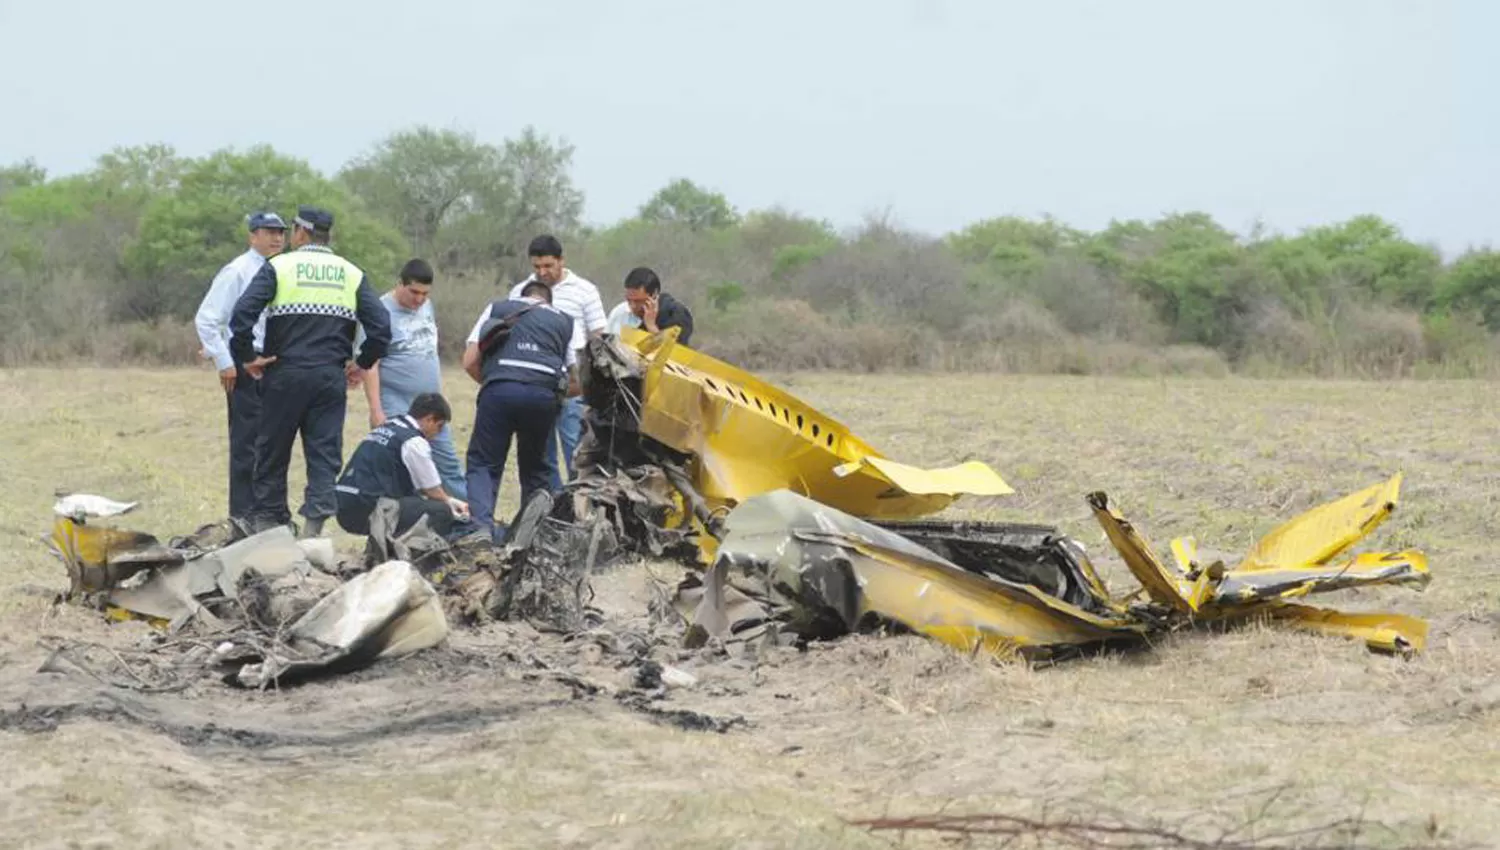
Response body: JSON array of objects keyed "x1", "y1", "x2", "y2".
[{"x1": 0, "y1": 600, "x2": 754, "y2": 749}]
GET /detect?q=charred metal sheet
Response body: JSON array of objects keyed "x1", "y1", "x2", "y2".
[
  {"x1": 93, "y1": 526, "x2": 315, "y2": 629},
  {"x1": 1210, "y1": 550, "x2": 1429, "y2": 603},
  {"x1": 228, "y1": 560, "x2": 448, "y2": 688},
  {"x1": 609, "y1": 327, "x2": 1013, "y2": 519},
  {"x1": 870, "y1": 518, "x2": 1120, "y2": 614},
  {"x1": 49, "y1": 516, "x2": 183, "y2": 597}
]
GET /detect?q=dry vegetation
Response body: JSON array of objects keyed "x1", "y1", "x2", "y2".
[
  {"x1": 1, "y1": 367, "x2": 1498, "y2": 848},
  {"x1": 9, "y1": 138, "x2": 1500, "y2": 379}
]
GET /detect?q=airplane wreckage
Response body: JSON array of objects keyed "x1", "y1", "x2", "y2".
[{"x1": 47, "y1": 327, "x2": 1431, "y2": 688}]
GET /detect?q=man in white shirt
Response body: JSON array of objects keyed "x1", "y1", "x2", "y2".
[
  {"x1": 193, "y1": 211, "x2": 286, "y2": 518},
  {"x1": 505, "y1": 234, "x2": 605, "y2": 491},
  {"x1": 333, "y1": 392, "x2": 470, "y2": 540}
]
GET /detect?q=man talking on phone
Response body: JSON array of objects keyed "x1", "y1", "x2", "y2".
[{"x1": 604, "y1": 266, "x2": 694, "y2": 345}]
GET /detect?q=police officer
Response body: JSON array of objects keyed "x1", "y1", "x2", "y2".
[
  {"x1": 193, "y1": 210, "x2": 287, "y2": 518},
  {"x1": 229, "y1": 206, "x2": 392, "y2": 538},
  {"x1": 460, "y1": 280, "x2": 582, "y2": 539},
  {"x1": 334, "y1": 392, "x2": 470, "y2": 539}
]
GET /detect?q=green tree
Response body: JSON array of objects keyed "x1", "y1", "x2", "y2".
[
  {"x1": 0, "y1": 147, "x2": 181, "y2": 282},
  {"x1": 1301, "y1": 215, "x2": 1442, "y2": 308},
  {"x1": 125, "y1": 145, "x2": 407, "y2": 320},
  {"x1": 947, "y1": 215, "x2": 1085, "y2": 280},
  {"x1": 1435, "y1": 250, "x2": 1500, "y2": 330},
  {"x1": 427, "y1": 126, "x2": 585, "y2": 276},
  {"x1": 738, "y1": 207, "x2": 837, "y2": 254},
  {"x1": 339, "y1": 127, "x2": 505, "y2": 256},
  {"x1": 1246, "y1": 236, "x2": 1335, "y2": 320},
  {"x1": 496, "y1": 126, "x2": 585, "y2": 239},
  {"x1": 0, "y1": 159, "x2": 46, "y2": 200},
  {"x1": 1108, "y1": 213, "x2": 1247, "y2": 346},
  {"x1": 639, "y1": 178, "x2": 739, "y2": 231},
  {"x1": 94, "y1": 144, "x2": 182, "y2": 195}
]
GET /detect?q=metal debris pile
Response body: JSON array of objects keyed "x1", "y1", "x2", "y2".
[
  {"x1": 50, "y1": 505, "x2": 451, "y2": 688},
  {"x1": 586, "y1": 328, "x2": 1432, "y2": 659},
  {"x1": 45, "y1": 328, "x2": 1434, "y2": 689}
]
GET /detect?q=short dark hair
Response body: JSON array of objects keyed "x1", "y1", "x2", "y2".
[
  {"x1": 521, "y1": 281, "x2": 553, "y2": 303},
  {"x1": 623, "y1": 266, "x2": 661, "y2": 295},
  {"x1": 408, "y1": 392, "x2": 451, "y2": 423},
  {"x1": 527, "y1": 234, "x2": 563, "y2": 259},
  {"x1": 400, "y1": 258, "x2": 434, "y2": 285}
]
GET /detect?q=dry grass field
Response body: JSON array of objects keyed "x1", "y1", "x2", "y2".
[{"x1": 1, "y1": 367, "x2": 1497, "y2": 848}]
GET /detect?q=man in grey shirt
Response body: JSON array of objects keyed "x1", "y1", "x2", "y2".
[{"x1": 358, "y1": 259, "x2": 466, "y2": 498}]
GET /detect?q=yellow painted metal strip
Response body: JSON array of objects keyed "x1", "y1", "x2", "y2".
[
  {"x1": 1238, "y1": 473, "x2": 1403, "y2": 571},
  {"x1": 1087, "y1": 493, "x2": 1199, "y2": 613},
  {"x1": 1223, "y1": 601, "x2": 1429, "y2": 654}
]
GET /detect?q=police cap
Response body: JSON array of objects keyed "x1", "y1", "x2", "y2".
[
  {"x1": 247, "y1": 211, "x2": 287, "y2": 231},
  {"x1": 294, "y1": 205, "x2": 335, "y2": 233}
]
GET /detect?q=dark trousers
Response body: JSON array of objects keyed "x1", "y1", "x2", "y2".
[
  {"x1": 226, "y1": 365, "x2": 263, "y2": 518},
  {"x1": 335, "y1": 492, "x2": 455, "y2": 538},
  {"x1": 464, "y1": 380, "x2": 560, "y2": 535},
  {"x1": 247, "y1": 365, "x2": 346, "y2": 527}
]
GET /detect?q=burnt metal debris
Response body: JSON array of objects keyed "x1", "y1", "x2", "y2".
[{"x1": 45, "y1": 330, "x2": 1432, "y2": 689}]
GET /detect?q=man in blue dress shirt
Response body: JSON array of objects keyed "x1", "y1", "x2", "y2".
[{"x1": 193, "y1": 210, "x2": 286, "y2": 518}]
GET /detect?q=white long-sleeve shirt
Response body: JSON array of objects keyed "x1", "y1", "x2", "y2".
[
  {"x1": 195, "y1": 248, "x2": 269, "y2": 371},
  {"x1": 395, "y1": 415, "x2": 442, "y2": 491}
]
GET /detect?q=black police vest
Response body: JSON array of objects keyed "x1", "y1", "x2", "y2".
[
  {"x1": 480, "y1": 299, "x2": 573, "y2": 390},
  {"x1": 336, "y1": 416, "x2": 423, "y2": 499}
]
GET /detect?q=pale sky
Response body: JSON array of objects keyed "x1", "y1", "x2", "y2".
[{"x1": 1, "y1": 0, "x2": 1492, "y2": 253}]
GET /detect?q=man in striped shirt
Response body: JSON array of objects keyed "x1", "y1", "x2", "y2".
[
  {"x1": 193, "y1": 210, "x2": 287, "y2": 517},
  {"x1": 506, "y1": 234, "x2": 605, "y2": 490}
]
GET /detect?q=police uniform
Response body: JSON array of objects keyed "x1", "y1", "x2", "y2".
[
  {"x1": 229, "y1": 206, "x2": 392, "y2": 533},
  {"x1": 463, "y1": 296, "x2": 578, "y2": 536},
  {"x1": 193, "y1": 210, "x2": 286, "y2": 517},
  {"x1": 334, "y1": 415, "x2": 455, "y2": 538}
]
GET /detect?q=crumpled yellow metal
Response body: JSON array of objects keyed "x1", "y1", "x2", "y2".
[
  {"x1": 836, "y1": 538, "x2": 1145, "y2": 659},
  {"x1": 614, "y1": 330, "x2": 1429, "y2": 658},
  {"x1": 1087, "y1": 472, "x2": 1428, "y2": 652},
  {"x1": 619, "y1": 326, "x2": 1012, "y2": 519}
]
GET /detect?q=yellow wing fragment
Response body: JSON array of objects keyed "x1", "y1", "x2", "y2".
[
  {"x1": 1239, "y1": 473, "x2": 1403, "y2": 571},
  {"x1": 1224, "y1": 602, "x2": 1429, "y2": 655},
  {"x1": 833, "y1": 457, "x2": 1014, "y2": 498},
  {"x1": 1091, "y1": 474, "x2": 1430, "y2": 652},
  {"x1": 1086, "y1": 492, "x2": 1202, "y2": 613},
  {"x1": 619, "y1": 326, "x2": 1012, "y2": 520}
]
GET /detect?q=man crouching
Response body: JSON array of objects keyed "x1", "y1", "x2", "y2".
[{"x1": 334, "y1": 392, "x2": 471, "y2": 540}]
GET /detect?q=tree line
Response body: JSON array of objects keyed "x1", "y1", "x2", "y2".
[{"x1": 2, "y1": 126, "x2": 1498, "y2": 377}]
